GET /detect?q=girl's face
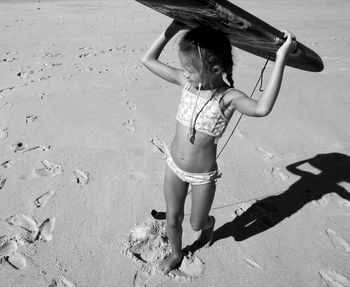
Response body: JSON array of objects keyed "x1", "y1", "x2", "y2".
[{"x1": 178, "y1": 51, "x2": 202, "y2": 88}]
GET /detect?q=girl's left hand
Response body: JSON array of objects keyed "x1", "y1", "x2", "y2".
[{"x1": 276, "y1": 30, "x2": 297, "y2": 61}]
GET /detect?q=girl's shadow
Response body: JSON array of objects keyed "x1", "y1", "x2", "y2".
[{"x1": 211, "y1": 152, "x2": 350, "y2": 243}]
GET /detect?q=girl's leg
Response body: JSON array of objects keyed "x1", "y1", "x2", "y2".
[
  {"x1": 159, "y1": 165, "x2": 189, "y2": 275},
  {"x1": 190, "y1": 182, "x2": 216, "y2": 247}
]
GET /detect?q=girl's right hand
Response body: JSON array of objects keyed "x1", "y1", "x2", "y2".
[{"x1": 276, "y1": 30, "x2": 297, "y2": 61}]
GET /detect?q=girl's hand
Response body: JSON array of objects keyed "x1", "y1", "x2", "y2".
[
  {"x1": 164, "y1": 19, "x2": 188, "y2": 39},
  {"x1": 276, "y1": 30, "x2": 297, "y2": 62}
]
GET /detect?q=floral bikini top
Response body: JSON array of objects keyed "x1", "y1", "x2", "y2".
[{"x1": 176, "y1": 83, "x2": 234, "y2": 144}]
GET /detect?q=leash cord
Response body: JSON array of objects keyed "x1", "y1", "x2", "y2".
[{"x1": 216, "y1": 56, "x2": 271, "y2": 159}]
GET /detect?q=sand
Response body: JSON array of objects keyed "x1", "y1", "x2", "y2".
[{"x1": 1, "y1": 0, "x2": 350, "y2": 286}]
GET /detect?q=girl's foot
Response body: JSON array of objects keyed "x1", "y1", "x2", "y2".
[
  {"x1": 194, "y1": 216, "x2": 215, "y2": 249},
  {"x1": 159, "y1": 252, "x2": 183, "y2": 275}
]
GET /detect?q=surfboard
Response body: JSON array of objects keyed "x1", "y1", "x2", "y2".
[{"x1": 135, "y1": 0, "x2": 324, "y2": 72}]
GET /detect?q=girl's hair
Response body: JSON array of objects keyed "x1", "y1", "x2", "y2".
[{"x1": 178, "y1": 26, "x2": 234, "y2": 89}]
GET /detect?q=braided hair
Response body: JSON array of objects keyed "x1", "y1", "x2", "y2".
[{"x1": 178, "y1": 26, "x2": 234, "y2": 89}]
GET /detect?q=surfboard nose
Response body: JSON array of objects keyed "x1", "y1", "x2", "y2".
[{"x1": 286, "y1": 42, "x2": 324, "y2": 72}]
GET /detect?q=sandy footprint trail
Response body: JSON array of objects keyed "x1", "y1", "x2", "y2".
[
  {"x1": 4, "y1": 213, "x2": 56, "y2": 242},
  {"x1": 2, "y1": 213, "x2": 56, "y2": 270}
]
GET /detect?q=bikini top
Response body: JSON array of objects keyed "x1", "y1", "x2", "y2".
[{"x1": 176, "y1": 83, "x2": 233, "y2": 143}]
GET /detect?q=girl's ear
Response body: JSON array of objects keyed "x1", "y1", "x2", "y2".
[{"x1": 212, "y1": 65, "x2": 222, "y2": 75}]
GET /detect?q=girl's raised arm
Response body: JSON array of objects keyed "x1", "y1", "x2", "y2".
[
  {"x1": 229, "y1": 31, "x2": 297, "y2": 117},
  {"x1": 142, "y1": 21, "x2": 187, "y2": 86}
]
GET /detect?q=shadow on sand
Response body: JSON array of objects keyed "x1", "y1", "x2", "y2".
[{"x1": 211, "y1": 152, "x2": 350, "y2": 243}]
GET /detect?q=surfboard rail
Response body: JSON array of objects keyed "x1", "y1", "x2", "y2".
[{"x1": 136, "y1": 0, "x2": 324, "y2": 72}]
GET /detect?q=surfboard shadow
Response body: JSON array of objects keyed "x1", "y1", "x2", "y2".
[{"x1": 211, "y1": 152, "x2": 350, "y2": 243}]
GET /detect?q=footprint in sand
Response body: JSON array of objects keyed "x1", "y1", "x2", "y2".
[
  {"x1": 319, "y1": 270, "x2": 350, "y2": 287},
  {"x1": 244, "y1": 258, "x2": 262, "y2": 269},
  {"x1": 39, "y1": 76, "x2": 51, "y2": 82},
  {"x1": 1, "y1": 160, "x2": 14, "y2": 169},
  {"x1": 0, "y1": 102, "x2": 13, "y2": 110},
  {"x1": 22, "y1": 160, "x2": 62, "y2": 179},
  {"x1": 0, "y1": 237, "x2": 26, "y2": 270},
  {"x1": 325, "y1": 229, "x2": 350, "y2": 254},
  {"x1": 9, "y1": 142, "x2": 29, "y2": 153},
  {"x1": 270, "y1": 167, "x2": 289, "y2": 182},
  {"x1": 37, "y1": 217, "x2": 56, "y2": 242},
  {"x1": 0, "y1": 128, "x2": 8, "y2": 141},
  {"x1": 175, "y1": 254, "x2": 205, "y2": 279},
  {"x1": 35, "y1": 190, "x2": 55, "y2": 207},
  {"x1": 7, "y1": 252, "x2": 27, "y2": 270},
  {"x1": 40, "y1": 92, "x2": 51, "y2": 100},
  {"x1": 0, "y1": 235, "x2": 10, "y2": 246},
  {"x1": 35, "y1": 160, "x2": 62, "y2": 177},
  {"x1": 126, "y1": 100, "x2": 137, "y2": 111},
  {"x1": 25, "y1": 115, "x2": 39, "y2": 124},
  {"x1": 313, "y1": 196, "x2": 328, "y2": 207},
  {"x1": 256, "y1": 147, "x2": 274, "y2": 161},
  {"x1": 43, "y1": 52, "x2": 63, "y2": 58},
  {"x1": 122, "y1": 119, "x2": 136, "y2": 132},
  {"x1": 0, "y1": 176, "x2": 6, "y2": 190},
  {"x1": 132, "y1": 271, "x2": 151, "y2": 287},
  {"x1": 74, "y1": 170, "x2": 89, "y2": 186},
  {"x1": 5, "y1": 214, "x2": 39, "y2": 235},
  {"x1": 49, "y1": 276, "x2": 77, "y2": 287},
  {"x1": 0, "y1": 239, "x2": 18, "y2": 258},
  {"x1": 339, "y1": 200, "x2": 350, "y2": 213},
  {"x1": 17, "y1": 70, "x2": 33, "y2": 79}
]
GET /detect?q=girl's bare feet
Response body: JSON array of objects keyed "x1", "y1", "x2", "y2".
[{"x1": 159, "y1": 252, "x2": 183, "y2": 275}]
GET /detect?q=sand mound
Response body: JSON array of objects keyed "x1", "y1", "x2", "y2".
[{"x1": 120, "y1": 219, "x2": 205, "y2": 280}]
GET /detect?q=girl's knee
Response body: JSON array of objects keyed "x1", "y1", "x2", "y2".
[
  {"x1": 167, "y1": 213, "x2": 184, "y2": 228},
  {"x1": 190, "y1": 217, "x2": 205, "y2": 231}
]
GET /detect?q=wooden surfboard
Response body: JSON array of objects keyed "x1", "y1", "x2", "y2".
[{"x1": 135, "y1": 0, "x2": 324, "y2": 72}]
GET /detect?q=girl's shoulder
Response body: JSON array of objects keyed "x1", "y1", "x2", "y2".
[{"x1": 221, "y1": 88, "x2": 246, "y2": 105}]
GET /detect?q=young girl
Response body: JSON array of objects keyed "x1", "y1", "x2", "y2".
[{"x1": 142, "y1": 20, "x2": 296, "y2": 275}]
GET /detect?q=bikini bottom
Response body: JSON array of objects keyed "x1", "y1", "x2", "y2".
[{"x1": 151, "y1": 137, "x2": 220, "y2": 186}]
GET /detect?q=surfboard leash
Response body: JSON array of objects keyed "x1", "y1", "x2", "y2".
[{"x1": 216, "y1": 56, "x2": 271, "y2": 159}]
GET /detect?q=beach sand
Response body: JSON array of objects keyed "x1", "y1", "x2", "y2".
[{"x1": 1, "y1": 0, "x2": 349, "y2": 286}]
